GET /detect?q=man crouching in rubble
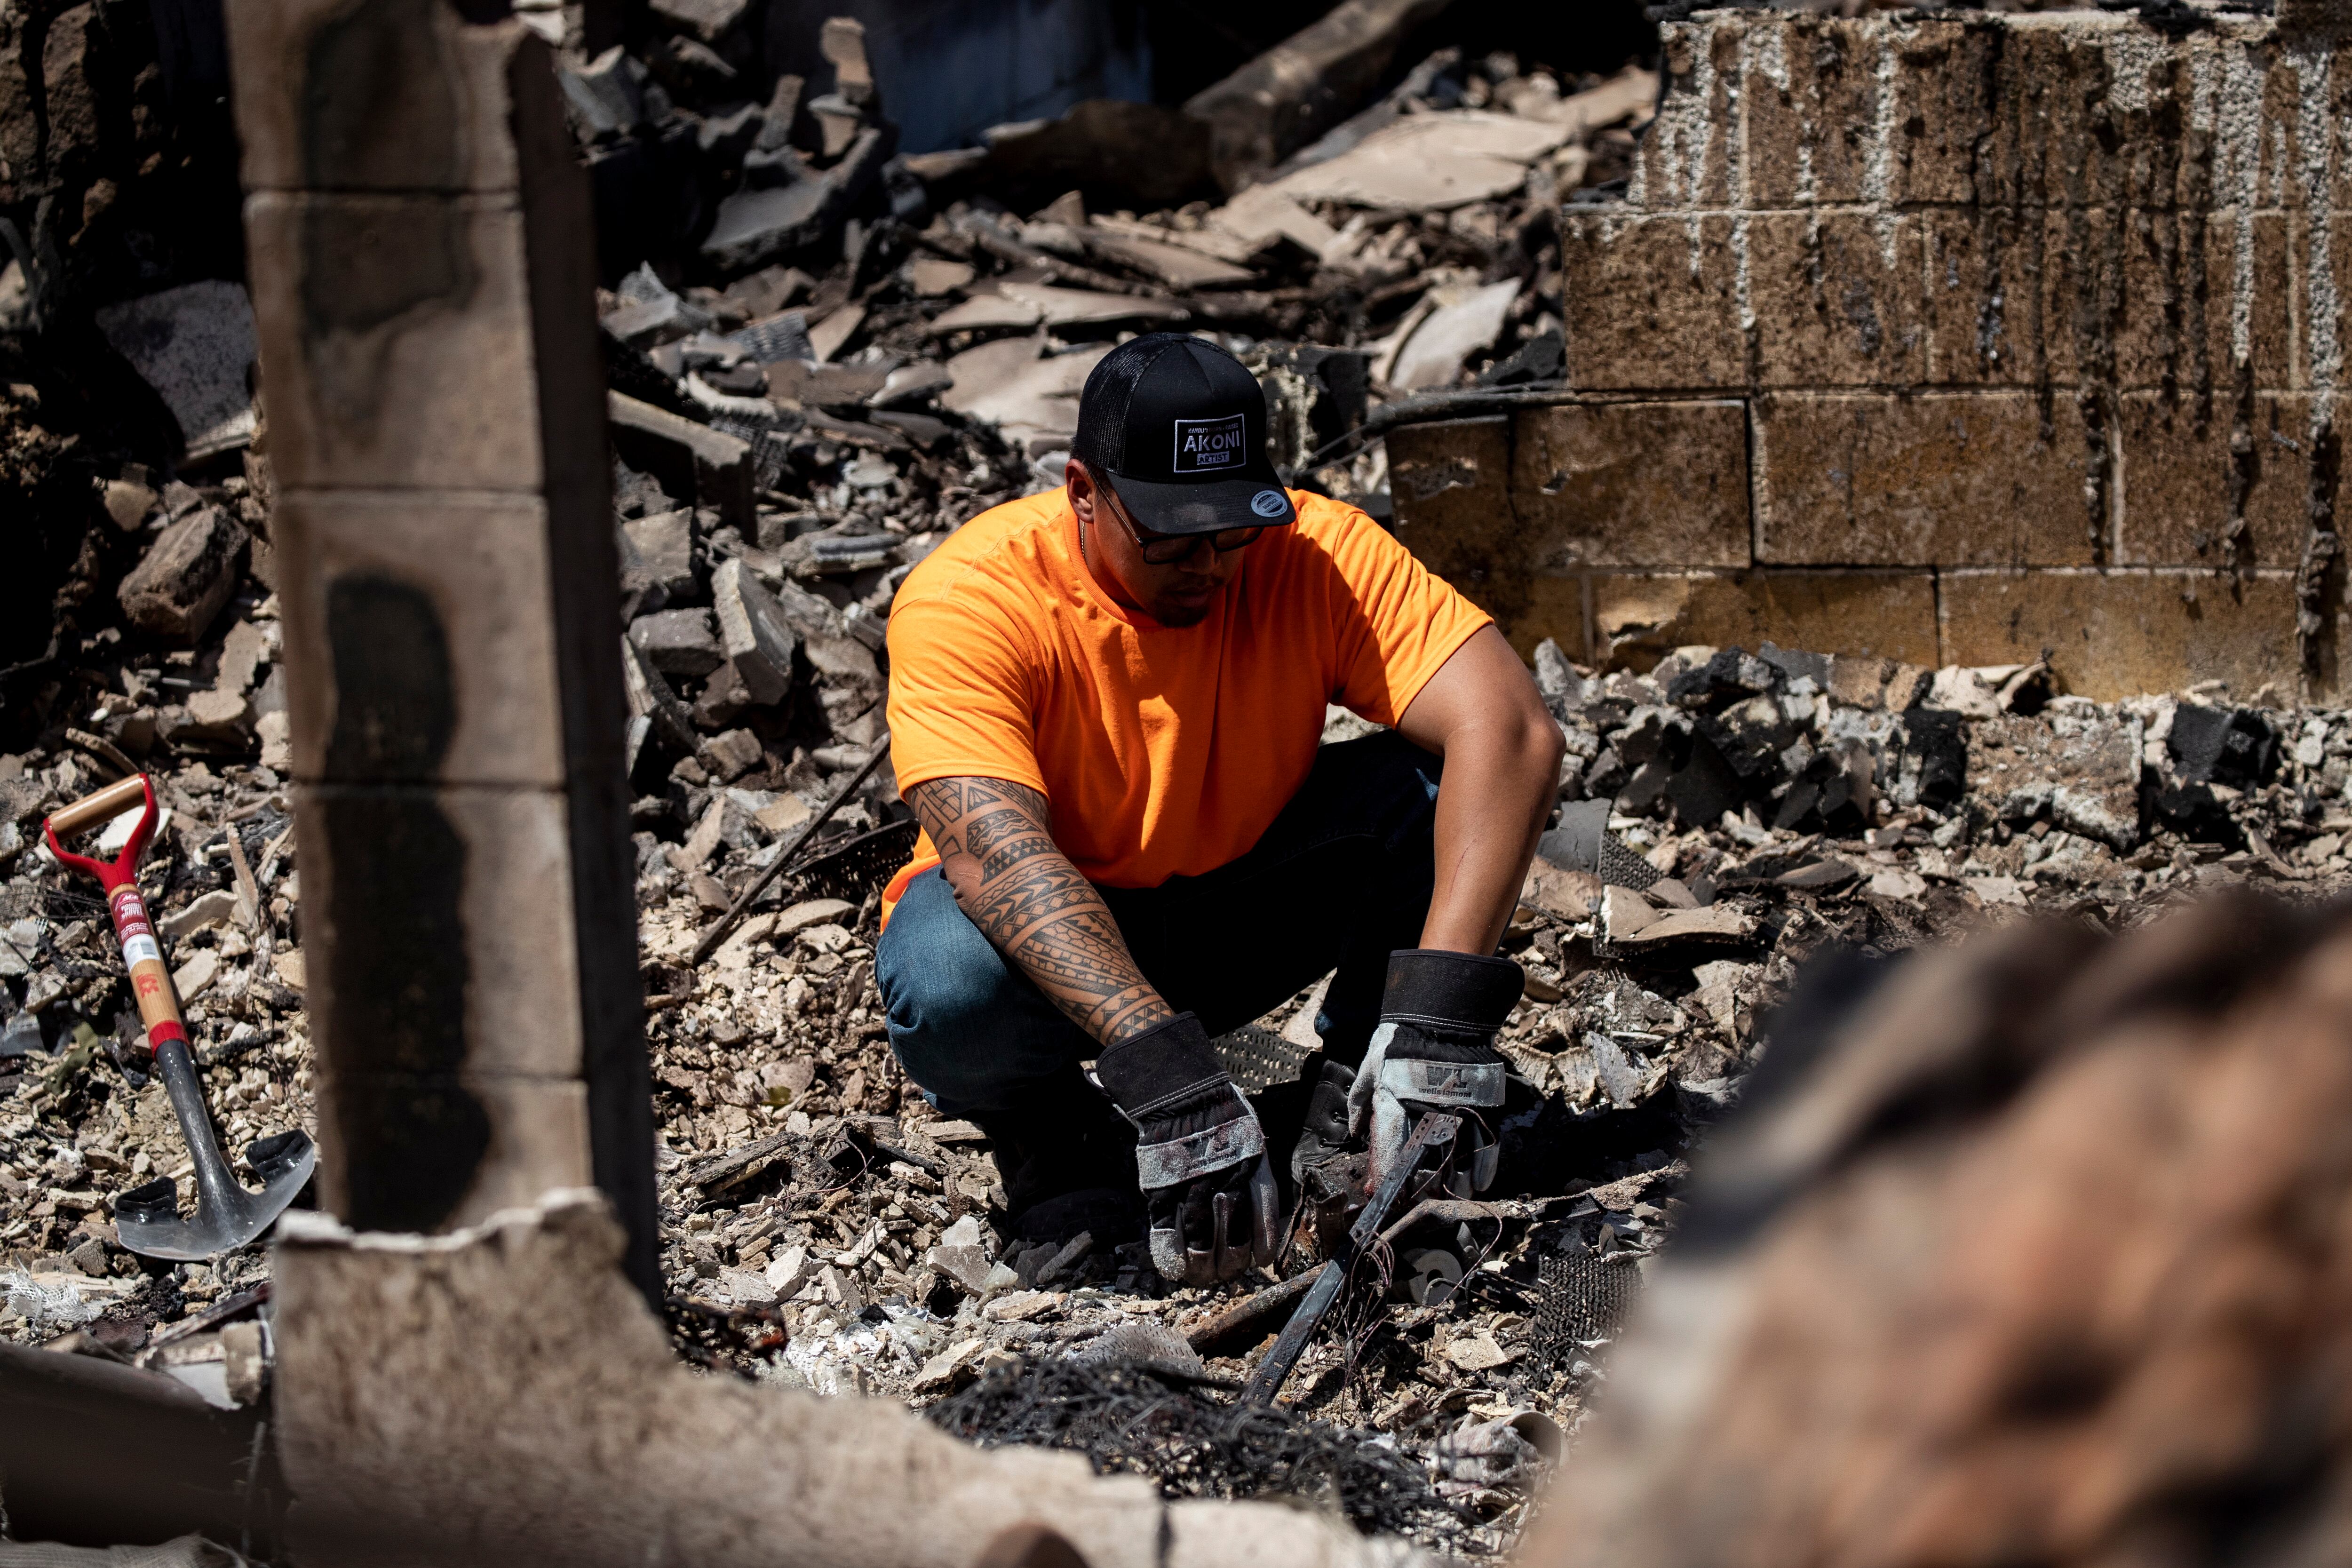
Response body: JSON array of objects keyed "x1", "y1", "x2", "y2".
[{"x1": 875, "y1": 333, "x2": 1561, "y2": 1286}]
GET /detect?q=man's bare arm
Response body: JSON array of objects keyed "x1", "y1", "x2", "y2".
[
  {"x1": 1395, "y1": 625, "x2": 1567, "y2": 955},
  {"x1": 905, "y1": 777, "x2": 1175, "y2": 1045}
]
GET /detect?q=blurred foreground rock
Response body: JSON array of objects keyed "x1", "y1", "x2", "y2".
[{"x1": 1526, "y1": 889, "x2": 2352, "y2": 1568}]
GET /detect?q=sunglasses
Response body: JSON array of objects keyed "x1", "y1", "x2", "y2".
[{"x1": 1099, "y1": 482, "x2": 1265, "y2": 566}]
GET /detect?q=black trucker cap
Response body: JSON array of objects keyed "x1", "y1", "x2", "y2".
[{"x1": 1070, "y1": 333, "x2": 1298, "y2": 534}]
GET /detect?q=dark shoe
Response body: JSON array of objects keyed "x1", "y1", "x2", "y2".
[
  {"x1": 965, "y1": 1076, "x2": 1139, "y2": 1239},
  {"x1": 1010, "y1": 1186, "x2": 1144, "y2": 1250}
]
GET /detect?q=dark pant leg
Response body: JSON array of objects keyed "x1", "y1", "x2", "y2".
[
  {"x1": 1103, "y1": 730, "x2": 1443, "y2": 1066},
  {"x1": 877, "y1": 868, "x2": 1141, "y2": 1221},
  {"x1": 879, "y1": 732, "x2": 1443, "y2": 1111},
  {"x1": 875, "y1": 867, "x2": 1095, "y2": 1116}
]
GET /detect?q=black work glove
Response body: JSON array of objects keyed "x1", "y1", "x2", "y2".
[
  {"x1": 1093, "y1": 1012, "x2": 1279, "y2": 1285},
  {"x1": 1347, "y1": 950, "x2": 1523, "y2": 1199},
  {"x1": 1289, "y1": 1056, "x2": 1360, "y2": 1202}
]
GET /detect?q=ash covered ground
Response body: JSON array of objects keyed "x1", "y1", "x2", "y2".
[{"x1": 3, "y1": 550, "x2": 2345, "y2": 1552}]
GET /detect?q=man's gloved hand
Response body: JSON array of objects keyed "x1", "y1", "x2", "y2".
[
  {"x1": 1289, "y1": 1057, "x2": 1359, "y2": 1202},
  {"x1": 1348, "y1": 949, "x2": 1523, "y2": 1199},
  {"x1": 1093, "y1": 1012, "x2": 1280, "y2": 1285}
]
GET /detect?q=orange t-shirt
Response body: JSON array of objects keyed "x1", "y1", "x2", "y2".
[{"x1": 880, "y1": 486, "x2": 1491, "y2": 917}]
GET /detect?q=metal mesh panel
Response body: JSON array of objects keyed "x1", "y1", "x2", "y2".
[
  {"x1": 1211, "y1": 1024, "x2": 1314, "y2": 1093},
  {"x1": 1532, "y1": 1251, "x2": 1639, "y2": 1360}
]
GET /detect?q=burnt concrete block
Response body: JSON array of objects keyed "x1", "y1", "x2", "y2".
[
  {"x1": 294, "y1": 781, "x2": 588, "y2": 1082},
  {"x1": 226, "y1": 0, "x2": 538, "y2": 194},
  {"x1": 2167, "y1": 702, "x2": 2279, "y2": 788},
  {"x1": 1558, "y1": 214, "x2": 1744, "y2": 390},
  {"x1": 1897, "y1": 708, "x2": 1968, "y2": 810},
  {"x1": 1971, "y1": 24, "x2": 2128, "y2": 211},
  {"x1": 2240, "y1": 46, "x2": 2352, "y2": 210},
  {"x1": 1885, "y1": 25, "x2": 2000, "y2": 207},
  {"x1": 228, "y1": 0, "x2": 654, "y2": 1299},
  {"x1": 2116, "y1": 393, "x2": 2321, "y2": 570},
  {"x1": 621, "y1": 634, "x2": 701, "y2": 757},
  {"x1": 607, "y1": 392, "x2": 753, "y2": 529},
  {"x1": 1917, "y1": 208, "x2": 2045, "y2": 388},
  {"x1": 310, "y1": 1066, "x2": 591, "y2": 1234},
  {"x1": 1914, "y1": 204, "x2": 2282, "y2": 395},
  {"x1": 1389, "y1": 414, "x2": 1594, "y2": 660},
  {"x1": 244, "y1": 193, "x2": 545, "y2": 492},
  {"x1": 1746, "y1": 212, "x2": 1929, "y2": 388},
  {"x1": 618, "y1": 508, "x2": 699, "y2": 608},
  {"x1": 1667, "y1": 648, "x2": 1781, "y2": 711},
  {"x1": 273, "y1": 493, "x2": 567, "y2": 789},
  {"x1": 1682, "y1": 697, "x2": 1796, "y2": 824},
  {"x1": 294, "y1": 779, "x2": 594, "y2": 1230},
  {"x1": 1939, "y1": 568, "x2": 2301, "y2": 701},
  {"x1": 1590, "y1": 570, "x2": 1939, "y2": 672},
  {"x1": 1388, "y1": 414, "x2": 1524, "y2": 607},
  {"x1": 1634, "y1": 22, "x2": 1740, "y2": 209},
  {"x1": 2114, "y1": 209, "x2": 2295, "y2": 393},
  {"x1": 803, "y1": 632, "x2": 882, "y2": 728},
  {"x1": 119, "y1": 506, "x2": 250, "y2": 645},
  {"x1": 1773, "y1": 743, "x2": 1874, "y2": 836},
  {"x1": 1753, "y1": 392, "x2": 2101, "y2": 567},
  {"x1": 1509, "y1": 401, "x2": 1749, "y2": 569},
  {"x1": 1663, "y1": 729, "x2": 1749, "y2": 830},
  {"x1": 710, "y1": 557, "x2": 798, "y2": 706},
  {"x1": 1736, "y1": 16, "x2": 1887, "y2": 207},
  {"x1": 628, "y1": 609, "x2": 723, "y2": 680}
]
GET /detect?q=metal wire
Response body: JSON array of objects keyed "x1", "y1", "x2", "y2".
[{"x1": 927, "y1": 1357, "x2": 1476, "y2": 1547}]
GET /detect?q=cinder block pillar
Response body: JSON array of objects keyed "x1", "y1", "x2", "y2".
[{"x1": 223, "y1": 0, "x2": 656, "y2": 1295}]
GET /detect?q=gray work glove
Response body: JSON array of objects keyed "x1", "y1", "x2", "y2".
[
  {"x1": 1349, "y1": 949, "x2": 1523, "y2": 1199},
  {"x1": 1093, "y1": 1012, "x2": 1280, "y2": 1284}
]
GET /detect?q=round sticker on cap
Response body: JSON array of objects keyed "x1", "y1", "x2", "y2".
[{"x1": 1250, "y1": 489, "x2": 1289, "y2": 518}]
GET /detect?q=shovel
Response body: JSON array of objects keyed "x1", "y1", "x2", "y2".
[{"x1": 44, "y1": 774, "x2": 316, "y2": 1260}]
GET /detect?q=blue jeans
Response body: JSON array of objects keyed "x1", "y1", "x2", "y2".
[{"x1": 876, "y1": 732, "x2": 1444, "y2": 1116}]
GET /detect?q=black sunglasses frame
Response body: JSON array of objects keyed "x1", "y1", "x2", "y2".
[{"x1": 1097, "y1": 480, "x2": 1265, "y2": 566}]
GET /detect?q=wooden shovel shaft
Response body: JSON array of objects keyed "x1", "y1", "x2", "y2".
[
  {"x1": 48, "y1": 775, "x2": 147, "y2": 838},
  {"x1": 107, "y1": 881, "x2": 189, "y2": 1053}
]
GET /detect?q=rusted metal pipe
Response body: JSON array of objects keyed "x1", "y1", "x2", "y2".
[{"x1": 1184, "y1": 1268, "x2": 1319, "y2": 1357}]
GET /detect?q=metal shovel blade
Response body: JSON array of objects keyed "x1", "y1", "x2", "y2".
[{"x1": 115, "y1": 1042, "x2": 316, "y2": 1261}]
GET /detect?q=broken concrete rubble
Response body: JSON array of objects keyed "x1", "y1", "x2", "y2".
[
  {"x1": 272, "y1": 1191, "x2": 1423, "y2": 1568},
  {"x1": 116, "y1": 508, "x2": 248, "y2": 646},
  {"x1": 21, "y1": 0, "x2": 2352, "y2": 1557}
]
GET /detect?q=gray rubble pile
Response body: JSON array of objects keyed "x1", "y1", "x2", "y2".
[
  {"x1": 576, "y1": 27, "x2": 1655, "y2": 548},
  {"x1": 6, "y1": 398, "x2": 2352, "y2": 1553},
  {"x1": 5, "y1": 438, "x2": 2352, "y2": 1550},
  {"x1": 16, "y1": 8, "x2": 2352, "y2": 1549}
]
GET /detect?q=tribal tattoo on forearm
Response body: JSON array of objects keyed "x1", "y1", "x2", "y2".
[{"x1": 906, "y1": 776, "x2": 1176, "y2": 1044}]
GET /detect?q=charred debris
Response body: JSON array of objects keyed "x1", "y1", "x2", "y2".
[{"x1": 6, "y1": 0, "x2": 2352, "y2": 1557}]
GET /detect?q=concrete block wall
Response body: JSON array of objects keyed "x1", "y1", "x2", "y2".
[
  {"x1": 1391, "y1": 7, "x2": 2352, "y2": 700},
  {"x1": 224, "y1": 0, "x2": 656, "y2": 1291}
]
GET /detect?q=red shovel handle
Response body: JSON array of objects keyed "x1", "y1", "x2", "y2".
[
  {"x1": 44, "y1": 773, "x2": 187, "y2": 1055},
  {"x1": 45, "y1": 774, "x2": 158, "y2": 893}
]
